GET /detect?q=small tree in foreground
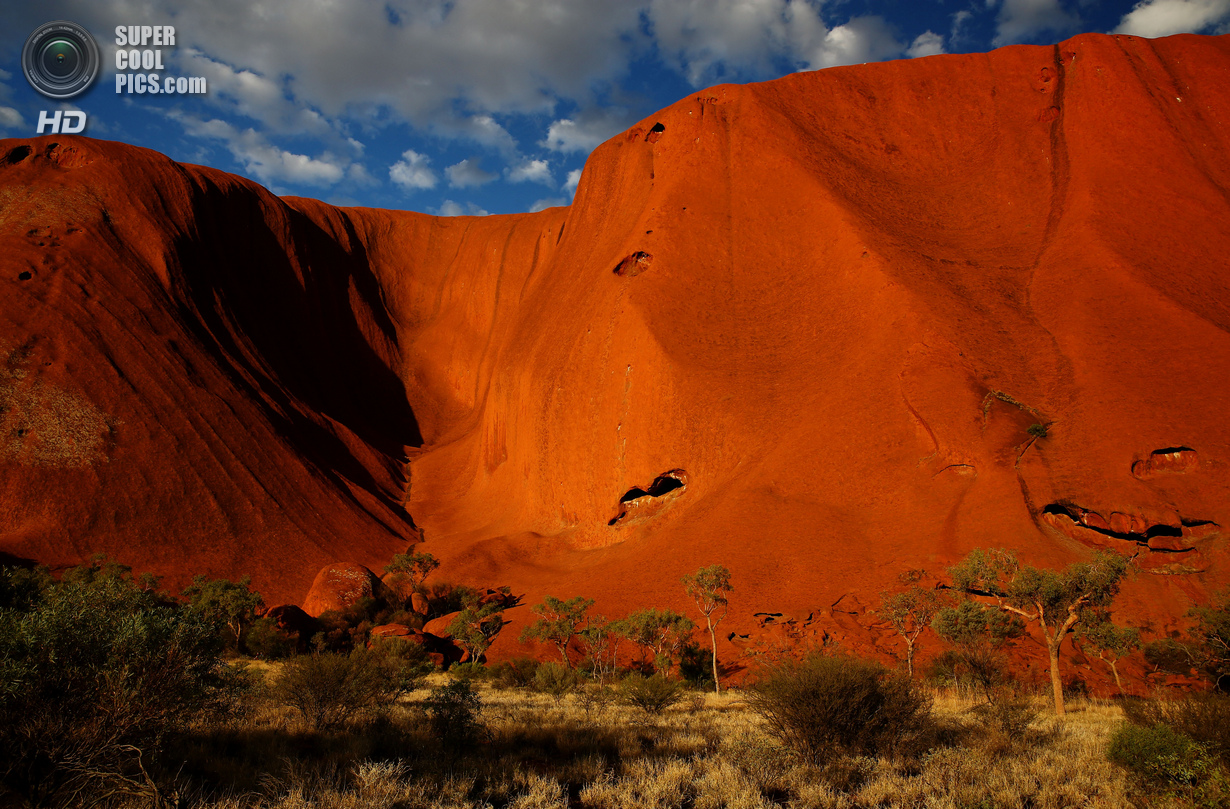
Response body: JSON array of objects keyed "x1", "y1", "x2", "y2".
[
  {"x1": 931, "y1": 598, "x2": 1024, "y2": 702},
  {"x1": 448, "y1": 592, "x2": 508, "y2": 663},
  {"x1": 520, "y1": 595, "x2": 594, "y2": 668},
  {"x1": 182, "y1": 574, "x2": 264, "y2": 650},
  {"x1": 383, "y1": 550, "x2": 439, "y2": 589},
  {"x1": 879, "y1": 582, "x2": 944, "y2": 678},
  {"x1": 619, "y1": 608, "x2": 695, "y2": 675},
  {"x1": 682, "y1": 565, "x2": 732, "y2": 694},
  {"x1": 945, "y1": 548, "x2": 1129, "y2": 716},
  {"x1": 1077, "y1": 612, "x2": 1140, "y2": 696}
]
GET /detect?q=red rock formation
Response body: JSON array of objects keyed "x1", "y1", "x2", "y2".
[
  {"x1": 301, "y1": 563, "x2": 388, "y2": 617},
  {"x1": 2, "y1": 33, "x2": 1230, "y2": 688}
]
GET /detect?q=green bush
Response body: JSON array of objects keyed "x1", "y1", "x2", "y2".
[
  {"x1": 489, "y1": 657, "x2": 540, "y2": 689},
  {"x1": 0, "y1": 562, "x2": 237, "y2": 805},
  {"x1": 534, "y1": 661, "x2": 580, "y2": 701},
  {"x1": 244, "y1": 615, "x2": 297, "y2": 660},
  {"x1": 747, "y1": 653, "x2": 934, "y2": 763},
  {"x1": 1108, "y1": 723, "x2": 1215, "y2": 786},
  {"x1": 424, "y1": 679, "x2": 484, "y2": 750},
  {"x1": 277, "y1": 647, "x2": 406, "y2": 730},
  {"x1": 1121, "y1": 694, "x2": 1230, "y2": 767},
  {"x1": 450, "y1": 661, "x2": 487, "y2": 681},
  {"x1": 619, "y1": 672, "x2": 683, "y2": 714}
]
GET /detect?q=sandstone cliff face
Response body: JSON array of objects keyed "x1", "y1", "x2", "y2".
[{"x1": 2, "y1": 33, "x2": 1229, "y2": 671}]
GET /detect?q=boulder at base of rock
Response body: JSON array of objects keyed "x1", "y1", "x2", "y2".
[
  {"x1": 369, "y1": 623, "x2": 465, "y2": 668},
  {"x1": 411, "y1": 592, "x2": 430, "y2": 615},
  {"x1": 302, "y1": 562, "x2": 388, "y2": 617},
  {"x1": 423, "y1": 611, "x2": 460, "y2": 637}
]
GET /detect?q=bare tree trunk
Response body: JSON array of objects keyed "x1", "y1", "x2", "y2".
[
  {"x1": 906, "y1": 637, "x2": 915, "y2": 678},
  {"x1": 1110, "y1": 659, "x2": 1124, "y2": 696},
  {"x1": 707, "y1": 616, "x2": 720, "y2": 694},
  {"x1": 1048, "y1": 640, "x2": 1066, "y2": 717}
]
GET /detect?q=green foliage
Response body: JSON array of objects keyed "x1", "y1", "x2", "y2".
[
  {"x1": 747, "y1": 653, "x2": 933, "y2": 763},
  {"x1": 448, "y1": 591, "x2": 509, "y2": 662},
  {"x1": 1122, "y1": 694, "x2": 1230, "y2": 768},
  {"x1": 879, "y1": 584, "x2": 945, "y2": 677},
  {"x1": 421, "y1": 582, "x2": 477, "y2": 618},
  {"x1": 0, "y1": 561, "x2": 236, "y2": 805},
  {"x1": 1107, "y1": 723, "x2": 1217, "y2": 787},
  {"x1": 1027, "y1": 423, "x2": 1048, "y2": 439},
  {"x1": 678, "y1": 639, "x2": 715, "y2": 687},
  {"x1": 1145, "y1": 637, "x2": 1195, "y2": 674},
  {"x1": 618, "y1": 608, "x2": 695, "y2": 674},
  {"x1": 931, "y1": 600, "x2": 1023, "y2": 702},
  {"x1": 450, "y1": 661, "x2": 488, "y2": 681},
  {"x1": 520, "y1": 595, "x2": 595, "y2": 667},
  {"x1": 534, "y1": 661, "x2": 580, "y2": 702},
  {"x1": 183, "y1": 574, "x2": 265, "y2": 650},
  {"x1": 619, "y1": 672, "x2": 684, "y2": 715},
  {"x1": 244, "y1": 615, "x2": 297, "y2": 660},
  {"x1": 424, "y1": 679, "x2": 484, "y2": 750},
  {"x1": 276, "y1": 647, "x2": 408, "y2": 730},
  {"x1": 682, "y1": 564, "x2": 733, "y2": 693},
  {"x1": 1190, "y1": 587, "x2": 1230, "y2": 690},
  {"x1": 0, "y1": 564, "x2": 52, "y2": 610},
  {"x1": 489, "y1": 657, "x2": 540, "y2": 690},
  {"x1": 577, "y1": 614, "x2": 622, "y2": 684},
  {"x1": 383, "y1": 550, "x2": 439, "y2": 588}
]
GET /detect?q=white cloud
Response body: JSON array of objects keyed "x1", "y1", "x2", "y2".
[
  {"x1": 543, "y1": 113, "x2": 630, "y2": 153},
  {"x1": 166, "y1": 112, "x2": 350, "y2": 187},
  {"x1": 435, "y1": 200, "x2": 490, "y2": 216},
  {"x1": 906, "y1": 30, "x2": 946, "y2": 58},
  {"x1": 564, "y1": 168, "x2": 583, "y2": 194},
  {"x1": 507, "y1": 159, "x2": 554, "y2": 186},
  {"x1": 993, "y1": 0, "x2": 1081, "y2": 45},
  {"x1": 446, "y1": 158, "x2": 497, "y2": 188},
  {"x1": 529, "y1": 197, "x2": 567, "y2": 212},
  {"x1": 389, "y1": 149, "x2": 438, "y2": 190},
  {"x1": 1113, "y1": 0, "x2": 1230, "y2": 36},
  {"x1": 806, "y1": 16, "x2": 904, "y2": 69},
  {"x1": 0, "y1": 107, "x2": 23, "y2": 130}
]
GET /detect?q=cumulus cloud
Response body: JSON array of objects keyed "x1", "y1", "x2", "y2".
[
  {"x1": 507, "y1": 159, "x2": 554, "y2": 186},
  {"x1": 165, "y1": 112, "x2": 350, "y2": 187},
  {"x1": 543, "y1": 111, "x2": 630, "y2": 153},
  {"x1": 435, "y1": 200, "x2": 490, "y2": 216},
  {"x1": 529, "y1": 197, "x2": 567, "y2": 212},
  {"x1": 993, "y1": 0, "x2": 1081, "y2": 45},
  {"x1": 564, "y1": 169, "x2": 583, "y2": 195},
  {"x1": 0, "y1": 107, "x2": 24, "y2": 130},
  {"x1": 389, "y1": 150, "x2": 438, "y2": 190},
  {"x1": 1113, "y1": 0, "x2": 1230, "y2": 36},
  {"x1": 446, "y1": 158, "x2": 497, "y2": 188},
  {"x1": 906, "y1": 30, "x2": 946, "y2": 58}
]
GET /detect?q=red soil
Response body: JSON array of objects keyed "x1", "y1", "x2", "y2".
[{"x1": 2, "y1": 32, "x2": 1230, "y2": 689}]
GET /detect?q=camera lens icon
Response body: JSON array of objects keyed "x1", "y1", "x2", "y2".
[{"x1": 23, "y1": 21, "x2": 100, "y2": 99}]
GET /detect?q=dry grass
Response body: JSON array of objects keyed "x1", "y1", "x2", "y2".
[{"x1": 154, "y1": 672, "x2": 1157, "y2": 809}]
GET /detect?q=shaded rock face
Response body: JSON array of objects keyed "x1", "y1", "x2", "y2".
[{"x1": 2, "y1": 33, "x2": 1230, "y2": 667}]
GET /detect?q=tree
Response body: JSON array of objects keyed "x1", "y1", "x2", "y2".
[
  {"x1": 619, "y1": 608, "x2": 695, "y2": 674},
  {"x1": 447, "y1": 591, "x2": 509, "y2": 663},
  {"x1": 1189, "y1": 587, "x2": 1230, "y2": 691},
  {"x1": 682, "y1": 565, "x2": 732, "y2": 694},
  {"x1": 577, "y1": 614, "x2": 622, "y2": 685},
  {"x1": 1077, "y1": 612, "x2": 1140, "y2": 696},
  {"x1": 931, "y1": 598, "x2": 1025, "y2": 702},
  {"x1": 182, "y1": 574, "x2": 264, "y2": 650},
  {"x1": 945, "y1": 547, "x2": 1129, "y2": 716},
  {"x1": 879, "y1": 584, "x2": 945, "y2": 678},
  {"x1": 520, "y1": 595, "x2": 594, "y2": 668},
  {"x1": 383, "y1": 550, "x2": 440, "y2": 588}
]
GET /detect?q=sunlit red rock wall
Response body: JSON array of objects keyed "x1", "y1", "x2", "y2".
[{"x1": 2, "y1": 33, "x2": 1229, "y2": 679}]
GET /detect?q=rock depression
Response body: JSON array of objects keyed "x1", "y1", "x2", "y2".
[{"x1": 2, "y1": 33, "x2": 1230, "y2": 678}]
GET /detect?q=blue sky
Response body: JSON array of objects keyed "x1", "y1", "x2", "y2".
[{"x1": 1, "y1": 0, "x2": 1227, "y2": 215}]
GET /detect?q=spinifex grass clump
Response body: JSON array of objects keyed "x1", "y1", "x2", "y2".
[{"x1": 747, "y1": 653, "x2": 934, "y2": 764}]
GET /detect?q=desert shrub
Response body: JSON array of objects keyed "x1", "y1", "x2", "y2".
[
  {"x1": 1145, "y1": 637, "x2": 1196, "y2": 674},
  {"x1": 619, "y1": 672, "x2": 684, "y2": 715},
  {"x1": 244, "y1": 615, "x2": 297, "y2": 660},
  {"x1": 1122, "y1": 694, "x2": 1230, "y2": 767},
  {"x1": 747, "y1": 653, "x2": 933, "y2": 763},
  {"x1": 422, "y1": 582, "x2": 477, "y2": 618},
  {"x1": 277, "y1": 647, "x2": 406, "y2": 730},
  {"x1": 424, "y1": 679, "x2": 484, "y2": 750},
  {"x1": 678, "y1": 639, "x2": 715, "y2": 687},
  {"x1": 489, "y1": 657, "x2": 540, "y2": 689},
  {"x1": 534, "y1": 661, "x2": 580, "y2": 702},
  {"x1": 450, "y1": 661, "x2": 487, "y2": 682},
  {"x1": 0, "y1": 563, "x2": 237, "y2": 806},
  {"x1": 1107, "y1": 723, "x2": 1217, "y2": 787}
]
